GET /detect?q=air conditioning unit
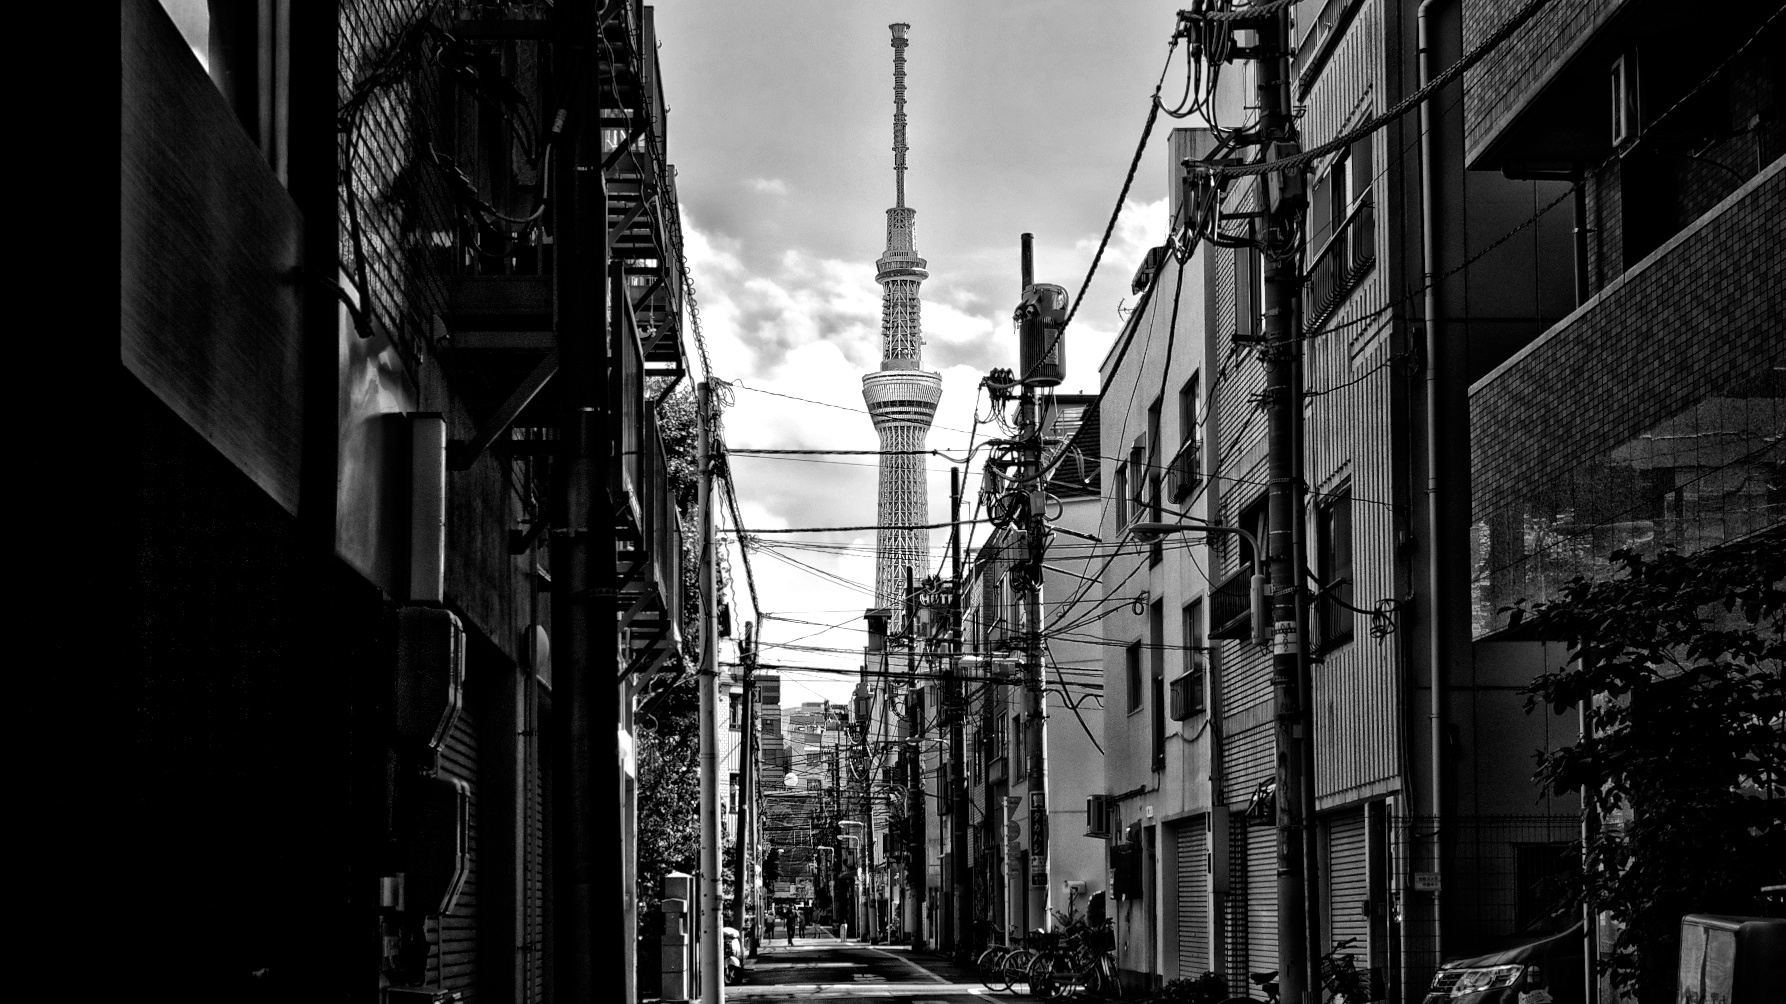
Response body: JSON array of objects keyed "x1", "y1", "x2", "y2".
[
  {"x1": 1168, "y1": 442, "x2": 1201, "y2": 502},
  {"x1": 1085, "y1": 793, "x2": 1111, "y2": 838}
]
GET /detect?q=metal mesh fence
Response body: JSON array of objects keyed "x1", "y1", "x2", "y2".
[
  {"x1": 1395, "y1": 813, "x2": 1581, "y2": 993},
  {"x1": 338, "y1": 1, "x2": 558, "y2": 367},
  {"x1": 339, "y1": 0, "x2": 457, "y2": 364}
]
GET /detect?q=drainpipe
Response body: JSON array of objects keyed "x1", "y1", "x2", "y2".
[{"x1": 1417, "y1": 0, "x2": 1446, "y2": 980}]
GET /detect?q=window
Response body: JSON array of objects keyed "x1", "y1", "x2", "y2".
[
  {"x1": 1126, "y1": 642, "x2": 1144, "y2": 714},
  {"x1": 1235, "y1": 493, "x2": 1268, "y2": 576},
  {"x1": 1150, "y1": 600, "x2": 1167, "y2": 770},
  {"x1": 1172, "y1": 373, "x2": 1204, "y2": 503},
  {"x1": 1315, "y1": 485, "x2": 1354, "y2": 651},
  {"x1": 1113, "y1": 461, "x2": 1129, "y2": 528},
  {"x1": 1130, "y1": 435, "x2": 1147, "y2": 518},
  {"x1": 1177, "y1": 599, "x2": 1208, "y2": 717},
  {"x1": 1179, "y1": 374, "x2": 1202, "y2": 450},
  {"x1": 1235, "y1": 243, "x2": 1263, "y2": 342},
  {"x1": 1148, "y1": 399, "x2": 1164, "y2": 562},
  {"x1": 1610, "y1": 52, "x2": 1639, "y2": 147},
  {"x1": 729, "y1": 694, "x2": 741, "y2": 730}
]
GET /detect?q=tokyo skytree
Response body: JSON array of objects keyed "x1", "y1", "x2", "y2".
[{"x1": 863, "y1": 22, "x2": 942, "y2": 610}]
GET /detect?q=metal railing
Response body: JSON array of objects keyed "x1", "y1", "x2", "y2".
[
  {"x1": 1167, "y1": 438, "x2": 1203, "y2": 503},
  {"x1": 1305, "y1": 195, "x2": 1376, "y2": 329},
  {"x1": 615, "y1": 290, "x2": 683, "y2": 629}
]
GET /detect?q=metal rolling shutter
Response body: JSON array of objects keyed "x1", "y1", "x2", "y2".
[
  {"x1": 523, "y1": 688, "x2": 546, "y2": 1003},
  {"x1": 1224, "y1": 816, "x2": 1248, "y2": 989},
  {"x1": 1175, "y1": 821, "x2": 1210, "y2": 977},
  {"x1": 435, "y1": 705, "x2": 479, "y2": 1000},
  {"x1": 1327, "y1": 809, "x2": 1368, "y2": 956},
  {"x1": 1246, "y1": 824, "x2": 1277, "y2": 973}
]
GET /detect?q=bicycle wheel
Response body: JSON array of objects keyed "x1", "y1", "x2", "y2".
[
  {"x1": 1096, "y1": 955, "x2": 1123, "y2": 998},
  {"x1": 1030, "y1": 950, "x2": 1079, "y2": 999},
  {"x1": 978, "y1": 946, "x2": 1012, "y2": 993},
  {"x1": 1004, "y1": 948, "x2": 1036, "y2": 996}
]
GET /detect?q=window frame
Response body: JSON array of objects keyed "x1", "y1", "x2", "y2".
[
  {"x1": 1179, "y1": 598, "x2": 1208, "y2": 718},
  {"x1": 1179, "y1": 372, "x2": 1202, "y2": 451},
  {"x1": 1126, "y1": 641, "x2": 1145, "y2": 715},
  {"x1": 1314, "y1": 484, "x2": 1355, "y2": 652},
  {"x1": 1149, "y1": 600, "x2": 1167, "y2": 770}
]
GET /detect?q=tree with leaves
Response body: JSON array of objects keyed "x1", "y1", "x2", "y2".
[
  {"x1": 1511, "y1": 529, "x2": 1786, "y2": 1004},
  {"x1": 634, "y1": 385, "x2": 739, "y2": 983}
]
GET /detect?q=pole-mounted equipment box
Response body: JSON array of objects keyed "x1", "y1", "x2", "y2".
[{"x1": 1015, "y1": 283, "x2": 1068, "y2": 386}]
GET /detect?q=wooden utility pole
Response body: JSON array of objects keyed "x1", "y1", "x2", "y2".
[
  {"x1": 1017, "y1": 233, "x2": 1051, "y2": 929},
  {"x1": 697, "y1": 381, "x2": 723, "y2": 1004},
  {"x1": 734, "y1": 622, "x2": 756, "y2": 941},
  {"x1": 1253, "y1": 6, "x2": 1314, "y2": 1003},
  {"x1": 947, "y1": 467, "x2": 970, "y2": 956}
]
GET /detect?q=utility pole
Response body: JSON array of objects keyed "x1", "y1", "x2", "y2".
[
  {"x1": 548, "y1": 0, "x2": 616, "y2": 995},
  {"x1": 904, "y1": 567, "x2": 922, "y2": 946},
  {"x1": 947, "y1": 466, "x2": 970, "y2": 957},
  {"x1": 863, "y1": 719, "x2": 878, "y2": 942},
  {"x1": 1250, "y1": 4, "x2": 1315, "y2": 1002},
  {"x1": 905, "y1": 573, "x2": 923, "y2": 947},
  {"x1": 1016, "y1": 233, "x2": 1051, "y2": 930},
  {"x1": 734, "y1": 622, "x2": 756, "y2": 943},
  {"x1": 697, "y1": 381, "x2": 723, "y2": 1004}
]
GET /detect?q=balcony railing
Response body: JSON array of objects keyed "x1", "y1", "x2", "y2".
[
  {"x1": 615, "y1": 286, "x2": 682, "y2": 634},
  {"x1": 1304, "y1": 196, "x2": 1375, "y2": 330},
  {"x1": 1167, "y1": 438, "x2": 1202, "y2": 503},
  {"x1": 1209, "y1": 563, "x2": 1254, "y2": 640}
]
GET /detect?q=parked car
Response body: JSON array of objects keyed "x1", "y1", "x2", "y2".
[{"x1": 1422, "y1": 924, "x2": 1584, "y2": 1004}]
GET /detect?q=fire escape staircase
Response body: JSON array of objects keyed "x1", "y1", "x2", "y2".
[{"x1": 434, "y1": 4, "x2": 687, "y2": 685}]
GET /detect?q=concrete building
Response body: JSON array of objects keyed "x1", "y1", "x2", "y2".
[
  {"x1": 124, "y1": 1, "x2": 694, "y2": 1000},
  {"x1": 960, "y1": 395, "x2": 1111, "y2": 950},
  {"x1": 1090, "y1": 1, "x2": 1782, "y2": 1000}
]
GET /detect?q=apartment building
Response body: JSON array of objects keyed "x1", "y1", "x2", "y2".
[
  {"x1": 1092, "y1": 1, "x2": 1781, "y2": 1001},
  {"x1": 1458, "y1": 0, "x2": 1784, "y2": 988},
  {"x1": 959, "y1": 395, "x2": 1110, "y2": 952},
  {"x1": 123, "y1": 2, "x2": 692, "y2": 999}
]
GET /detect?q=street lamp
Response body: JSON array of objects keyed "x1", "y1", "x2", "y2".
[{"x1": 1125, "y1": 519, "x2": 1269, "y2": 646}]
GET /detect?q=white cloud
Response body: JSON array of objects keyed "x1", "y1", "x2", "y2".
[
  {"x1": 685, "y1": 211, "x2": 998, "y2": 701},
  {"x1": 748, "y1": 177, "x2": 790, "y2": 196},
  {"x1": 679, "y1": 194, "x2": 1171, "y2": 703}
]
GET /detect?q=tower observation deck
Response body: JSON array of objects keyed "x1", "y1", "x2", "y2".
[{"x1": 864, "y1": 22, "x2": 943, "y2": 609}]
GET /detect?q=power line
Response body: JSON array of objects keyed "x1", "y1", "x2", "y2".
[
  {"x1": 1193, "y1": 0, "x2": 1559, "y2": 179},
  {"x1": 734, "y1": 384, "x2": 975, "y2": 436},
  {"x1": 729, "y1": 518, "x2": 991, "y2": 535}
]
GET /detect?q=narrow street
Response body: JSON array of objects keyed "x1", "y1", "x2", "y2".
[{"x1": 727, "y1": 928, "x2": 989, "y2": 1003}]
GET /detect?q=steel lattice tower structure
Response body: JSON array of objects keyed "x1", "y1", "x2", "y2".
[{"x1": 863, "y1": 22, "x2": 942, "y2": 609}]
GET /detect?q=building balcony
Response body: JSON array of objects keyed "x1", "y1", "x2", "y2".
[
  {"x1": 1303, "y1": 195, "x2": 1375, "y2": 332},
  {"x1": 1463, "y1": 0, "x2": 1778, "y2": 173},
  {"x1": 1468, "y1": 162, "x2": 1785, "y2": 636}
]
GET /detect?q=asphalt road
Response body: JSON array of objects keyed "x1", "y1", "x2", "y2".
[{"x1": 721, "y1": 927, "x2": 998, "y2": 1003}]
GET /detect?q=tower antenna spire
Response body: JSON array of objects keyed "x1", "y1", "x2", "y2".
[
  {"x1": 891, "y1": 22, "x2": 909, "y2": 209},
  {"x1": 862, "y1": 22, "x2": 941, "y2": 609}
]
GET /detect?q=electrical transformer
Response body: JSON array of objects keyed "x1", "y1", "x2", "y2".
[{"x1": 1015, "y1": 282, "x2": 1068, "y2": 386}]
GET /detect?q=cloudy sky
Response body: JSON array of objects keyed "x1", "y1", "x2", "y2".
[{"x1": 651, "y1": 1, "x2": 1194, "y2": 705}]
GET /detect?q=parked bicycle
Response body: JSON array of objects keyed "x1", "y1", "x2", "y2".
[
  {"x1": 1215, "y1": 938, "x2": 1377, "y2": 1004},
  {"x1": 977, "y1": 927, "x2": 1026, "y2": 994},
  {"x1": 1027, "y1": 911, "x2": 1120, "y2": 999}
]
